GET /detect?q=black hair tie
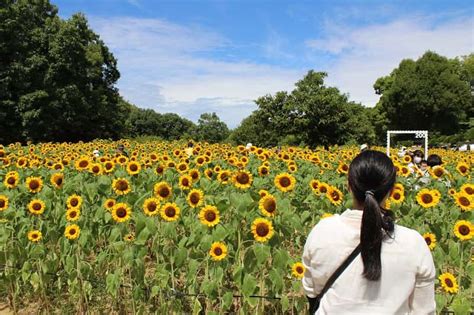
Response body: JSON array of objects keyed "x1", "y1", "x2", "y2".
[{"x1": 365, "y1": 190, "x2": 374, "y2": 197}]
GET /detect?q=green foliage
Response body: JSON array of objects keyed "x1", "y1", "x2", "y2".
[
  {"x1": 230, "y1": 71, "x2": 375, "y2": 147},
  {"x1": 195, "y1": 112, "x2": 229, "y2": 143},
  {"x1": 375, "y1": 51, "x2": 472, "y2": 135},
  {"x1": 0, "y1": 1, "x2": 126, "y2": 143}
]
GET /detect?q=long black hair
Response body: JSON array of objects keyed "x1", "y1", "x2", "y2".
[{"x1": 348, "y1": 150, "x2": 396, "y2": 281}]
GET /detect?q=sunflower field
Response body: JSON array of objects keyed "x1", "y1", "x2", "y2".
[{"x1": 0, "y1": 141, "x2": 472, "y2": 314}]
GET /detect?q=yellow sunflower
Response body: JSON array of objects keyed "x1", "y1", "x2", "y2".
[
  {"x1": 89, "y1": 163, "x2": 103, "y2": 175},
  {"x1": 259, "y1": 194, "x2": 277, "y2": 217},
  {"x1": 291, "y1": 262, "x2": 305, "y2": 279},
  {"x1": 430, "y1": 166, "x2": 445, "y2": 179},
  {"x1": 209, "y1": 242, "x2": 228, "y2": 261},
  {"x1": 326, "y1": 186, "x2": 343, "y2": 206},
  {"x1": 64, "y1": 224, "x2": 81, "y2": 240},
  {"x1": 217, "y1": 170, "x2": 232, "y2": 184},
  {"x1": 111, "y1": 203, "x2": 132, "y2": 223},
  {"x1": 188, "y1": 169, "x2": 200, "y2": 182},
  {"x1": 154, "y1": 164, "x2": 166, "y2": 176},
  {"x1": 456, "y1": 162, "x2": 469, "y2": 176},
  {"x1": 50, "y1": 173, "x2": 64, "y2": 189},
  {"x1": 103, "y1": 198, "x2": 116, "y2": 211},
  {"x1": 448, "y1": 188, "x2": 456, "y2": 196},
  {"x1": 154, "y1": 181, "x2": 173, "y2": 200},
  {"x1": 204, "y1": 169, "x2": 214, "y2": 180},
  {"x1": 187, "y1": 189, "x2": 204, "y2": 208},
  {"x1": 66, "y1": 208, "x2": 80, "y2": 222},
  {"x1": 416, "y1": 189, "x2": 440, "y2": 208},
  {"x1": 75, "y1": 156, "x2": 91, "y2": 170},
  {"x1": 27, "y1": 230, "x2": 42, "y2": 242},
  {"x1": 199, "y1": 205, "x2": 220, "y2": 227},
  {"x1": 160, "y1": 202, "x2": 180, "y2": 222},
  {"x1": 399, "y1": 166, "x2": 411, "y2": 177},
  {"x1": 0, "y1": 195, "x2": 8, "y2": 212},
  {"x1": 337, "y1": 163, "x2": 349, "y2": 175},
  {"x1": 454, "y1": 192, "x2": 473, "y2": 212},
  {"x1": 28, "y1": 199, "x2": 45, "y2": 215},
  {"x1": 124, "y1": 232, "x2": 135, "y2": 242},
  {"x1": 233, "y1": 170, "x2": 253, "y2": 189},
  {"x1": 439, "y1": 272, "x2": 458, "y2": 294},
  {"x1": 317, "y1": 182, "x2": 329, "y2": 195},
  {"x1": 460, "y1": 183, "x2": 474, "y2": 196},
  {"x1": 259, "y1": 189, "x2": 269, "y2": 198},
  {"x1": 251, "y1": 218, "x2": 274, "y2": 243},
  {"x1": 178, "y1": 174, "x2": 193, "y2": 190},
  {"x1": 112, "y1": 178, "x2": 131, "y2": 195},
  {"x1": 453, "y1": 220, "x2": 473, "y2": 241},
  {"x1": 390, "y1": 189, "x2": 405, "y2": 204},
  {"x1": 26, "y1": 176, "x2": 43, "y2": 193},
  {"x1": 258, "y1": 165, "x2": 270, "y2": 176},
  {"x1": 67, "y1": 194, "x2": 83, "y2": 209},
  {"x1": 126, "y1": 161, "x2": 141, "y2": 175},
  {"x1": 143, "y1": 197, "x2": 160, "y2": 216},
  {"x1": 176, "y1": 162, "x2": 189, "y2": 174},
  {"x1": 3, "y1": 171, "x2": 19, "y2": 189},
  {"x1": 274, "y1": 173, "x2": 296, "y2": 192},
  {"x1": 309, "y1": 179, "x2": 319, "y2": 192},
  {"x1": 422, "y1": 233, "x2": 436, "y2": 250},
  {"x1": 103, "y1": 161, "x2": 115, "y2": 173}
]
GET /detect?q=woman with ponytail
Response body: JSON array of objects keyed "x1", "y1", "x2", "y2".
[{"x1": 302, "y1": 150, "x2": 435, "y2": 314}]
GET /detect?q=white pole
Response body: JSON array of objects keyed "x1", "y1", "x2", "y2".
[
  {"x1": 387, "y1": 131, "x2": 391, "y2": 157},
  {"x1": 425, "y1": 132, "x2": 428, "y2": 160}
]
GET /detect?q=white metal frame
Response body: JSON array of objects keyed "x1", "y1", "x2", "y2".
[{"x1": 386, "y1": 130, "x2": 428, "y2": 159}]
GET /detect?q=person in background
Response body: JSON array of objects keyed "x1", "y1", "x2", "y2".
[
  {"x1": 397, "y1": 146, "x2": 407, "y2": 158},
  {"x1": 302, "y1": 150, "x2": 435, "y2": 314},
  {"x1": 360, "y1": 144, "x2": 368, "y2": 152},
  {"x1": 93, "y1": 149, "x2": 101, "y2": 158},
  {"x1": 427, "y1": 154, "x2": 442, "y2": 167},
  {"x1": 116, "y1": 144, "x2": 128, "y2": 157},
  {"x1": 408, "y1": 149, "x2": 424, "y2": 173},
  {"x1": 245, "y1": 143, "x2": 252, "y2": 151}
]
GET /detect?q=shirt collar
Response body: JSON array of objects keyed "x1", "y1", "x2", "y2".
[{"x1": 340, "y1": 209, "x2": 363, "y2": 220}]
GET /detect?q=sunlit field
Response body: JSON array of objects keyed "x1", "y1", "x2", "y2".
[{"x1": 0, "y1": 141, "x2": 472, "y2": 313}]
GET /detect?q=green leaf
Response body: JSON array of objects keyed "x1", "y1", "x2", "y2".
[
  {"x1": 253, "y1": 244, "x2": 270, "y2": 265},
  {"x1": 241, "y1": 274, "x2": 257, "y2": 297},
  {"x1": 135, "y1": 226, "x2": 150, "y2": 246},
  {"x1": 222, "y1": 291, "x2": 233, "y2": 310}
]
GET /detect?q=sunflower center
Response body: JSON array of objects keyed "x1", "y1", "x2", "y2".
[
  {"x1": 190, "y1": 193, "x2": 200, "y2": 204},
  {"x1": 79, "y1": 161, "x2": 88, "y2": 168},
  {"x1": 147, "y1": 202, "x2": 157, "y2": 212},
  {"x1": 220, "y1": 174, "x2": 228, "y2": 181},
  {"x1": 159, "y1": 186, "x2": 170, "y2": 197},
  {"x1": 458, "y1": 225, "x2": 470, "y2": 236},
  {"x1": 32, "y1": 233, "x2": 39, "y2": 239},
  {"x1": 205, "y1": 211, "x2": 216, "y2": 222},
  {"x1": 261, "y1": 168, "x2": 268, "y2": 175},
  {"x1": 296, "y1": 266, "x2": 304, "y2": 274},
  {"x1": 130, "y1": 164, "x2": 138, "y2": 171},
  {"x1": 29, "y1": 181, "x2": 39, "y2": 190},
  {"x1": 214, "y1": 247, "x2": 223, "y2": 256},
  {"x1": 182, "y1": 178, "x2": 189, "y2": 186},
  {"x1": 165, "y1": 207, "x2": 176, "y2": 217},
  {"x1": 106, "y1": 163, "x2": 113, "y2": 170},
  {"x1": 70, "y1": 199, "x2": 79, "y2": 207},
  {"x1": 459, "y1": 197, "x2": 470, "y2": 207},
  {"x1": 424, "y1": 237, "x2": 431, "y2": 245},
  {"x1": 116, "y1": 208, "x2": 127, "y2": 218},
  {"x1": 342, "y1": 165, "x2": 348, "y2": 171},
  {"x1": 444, "y1": 278, "x2": 454, "y2": 287},
  {"x1": 460, "y1": 166, "x2": 467, "y2": 173},
  {"x1": 69, "y1": 229, "x2": 76, "y2": 235},
  {"x1": 197, "y1": 158, "x2": 204, "y2": 164},
  {"x1": 33, "y1": 203, "x2": 41, "y2": 211},
  {"x1": 55, "y1": 178, "x2": 63, "y2": 185},
  {"x1": 55, "y1": 164, "x2": 62, "y2": 170},
  {"x1": 393, "y1": 192, "x2": 400, "y2": 200},
  {"x1": 331, "y1": 192, "x2": 340, "y2": 201},
  {"x1": 93, "y1": 166, "x2": 99, "y2": 173},
  {"x1": 421, "y1": 194, "x2": 433, "y2": 204},
  {"x1": 7, "y1": 177, "x2": 15, "y2": 185},
  {"x1": 179, "y1": 164, "x2": 186, "y2": 171},
  {"x1": 191, "y1": 172, "x2": 198, "y2": 180},
  {"x1": 237, "y1": 173, "x2": 250, "y2": 184},
  {"x1": 107, "y1": 201, "x2": 115, "y2": 208},
  {"x1": 434, "y1": 169, "x2": 443, "y2": 177},
  {"x1": 156, "y1": 166, "x2": 164, "y2": 173},
  {"x1": 311, "y1": 182, "x2": 318, "y2": 189},
  {"x1": 264, "y1": 199, "x2": 276, "y2": 213},
  {"x1": 0, "y1": 200, "x2": 5, "y2": 207},
  {"x1": 69, "y1": 211, "x2": 77, "y2": 218},
  {"x1": 465, "y1": 187, "x2": 474, "y2": 195},
  {"x1": 256, "y1": 223, "x2": 269, "y2": 237},
  {"x1": 117, "y1": 181, "x2": 128, "y2": 191},
  {"x1": 319, "y1": 186, "x2": 327, "y2": 193},
  {"x1": 279, "y1": 177, "x2": 290, "y2": 187}
]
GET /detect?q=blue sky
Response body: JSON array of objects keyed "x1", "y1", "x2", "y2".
[{"x1": 55, "y1": 0, "x2": 473, "y2": 128}]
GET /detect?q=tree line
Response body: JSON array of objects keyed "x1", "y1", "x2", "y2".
[{"x1": 1, "y1": 0, "x2": 473, "y2": 146}]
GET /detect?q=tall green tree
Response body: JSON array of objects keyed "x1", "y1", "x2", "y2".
[
  {"x1": 374, "y1": 51, "x2": 472, "y2": 135},
  {"x1": 195, "y1": 112, "x2": 229, "y2": 143},
  {"x1": 1, "y1": 0, "x2": 126, "y2": 143}
]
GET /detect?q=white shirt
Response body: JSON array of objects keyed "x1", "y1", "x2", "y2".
[{"x1": 302, "y1": 209, "x2": 436, "y2": 315}]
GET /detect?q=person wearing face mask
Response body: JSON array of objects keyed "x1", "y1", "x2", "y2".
[{"x1": 407, "y1": 150, "x2": 424, "y2": 174}]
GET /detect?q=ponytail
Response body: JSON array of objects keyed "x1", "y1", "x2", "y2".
[
  {"x1": 348, "y1": 150, "x2": 396, "y2": 281},
  {"x1": 361, "y1": 191, "x2": 384, "y2": 280}
]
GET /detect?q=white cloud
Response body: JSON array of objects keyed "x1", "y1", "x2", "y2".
[
  {"x1": 306, "y1": 16, "x2": 474, "y2": 105},
  {"x1": 90, "y1": 17, "x2": 303, "y2": 128}
]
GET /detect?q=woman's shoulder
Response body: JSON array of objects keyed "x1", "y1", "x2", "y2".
[{"x1": 392, "y1": 224, "x2": 427, "y2": 248}]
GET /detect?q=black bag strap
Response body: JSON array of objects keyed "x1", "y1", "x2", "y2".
[{"x1": 315, "y1": 243, "x2": 362, "y2": 301}]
